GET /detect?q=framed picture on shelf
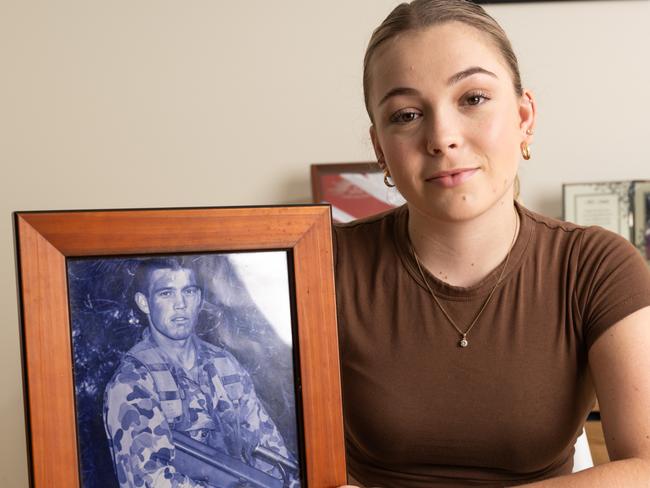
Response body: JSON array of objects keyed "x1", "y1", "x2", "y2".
[
  {"x1": 311, "y1": 162, "x2": 405, "y2": 223},
  {"x1": 14, "y1": 206, "x2": 346, "y2": 488},
  {"x1": 562, "y1": 181, "x2": 634, "y2": 240},
  {"x1": 632, "y1": 181, "x2": 650, "y2": 264}
]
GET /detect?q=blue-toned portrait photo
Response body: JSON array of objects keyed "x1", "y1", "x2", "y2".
[{"x1": 67, "y1": 252, "x2": 302, "y2": 488}]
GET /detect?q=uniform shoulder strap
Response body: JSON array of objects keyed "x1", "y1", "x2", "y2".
[
  {"x1": 126, "y1": 341, "x2": 183, "y2": 424},
  {"x1": 197, "y1": 340, "x2": 245, "y2": 402}
]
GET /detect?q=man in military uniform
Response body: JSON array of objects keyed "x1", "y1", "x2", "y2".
[{"x1": 103, "y1": 257, "x2": 298, "y2": 488}]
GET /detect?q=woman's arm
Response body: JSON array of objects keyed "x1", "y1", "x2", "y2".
[{"x1": 521, "y1": 305, "x2": 650, "y2": 487}]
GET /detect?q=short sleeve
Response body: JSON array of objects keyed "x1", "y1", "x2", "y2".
[{"x1": 575, "y1": 225, "x2": 650, "y2": 351}]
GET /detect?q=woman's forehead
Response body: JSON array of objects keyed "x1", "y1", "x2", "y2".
[{"x1": 369, "y1": 23, "x2": 509, "y2": 94}]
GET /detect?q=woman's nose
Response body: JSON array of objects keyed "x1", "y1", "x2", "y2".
[{"x1": 425, "y1": 111, "x2": 460, "y2": 156}]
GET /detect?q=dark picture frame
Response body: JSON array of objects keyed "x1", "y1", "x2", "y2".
[
  {"x1": 562, "y1": 181, "x2": 633, "y2": 240},
  {"x1": 311, "y1": 162, "x2": 405, "y2": 223},
  {"x1": 632, "y1": 181, "x2": 650, "y2": 265},
  {"x1": 14, "y1": 206, "x2": 346, "y2": 488}
]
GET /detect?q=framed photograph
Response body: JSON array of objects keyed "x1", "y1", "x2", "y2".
[
  {"x1": 14, "y1": 206, "x2": 346, "y2": 488},
  {"x1": 646, "y1": 193, "x2": 650, "y2": 261},
  {"x1": 562, "y1": 181, "x2": 633, "y2": 240},
  {"x1": 311, "y1": 162, "x2": 405, "y2": 223},
  {"x1": 632, "y1": 181, "x2": 650, "y2": 265}
]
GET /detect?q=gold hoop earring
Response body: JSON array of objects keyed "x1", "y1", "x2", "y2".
[
  {"x1": 520, "y1": 141, "x2": 531, "y2": 160},
  {"x1": 383, "y1": 170, "x2": 396, "y2": 188}
]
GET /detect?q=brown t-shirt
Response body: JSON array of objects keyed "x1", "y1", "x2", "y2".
[{"x1": 333, "y1": 202, "x2": 650, "y2": 487}]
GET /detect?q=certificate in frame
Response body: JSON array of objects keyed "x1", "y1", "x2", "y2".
[{"x1": 562, "y1": 181, "x2": 634, "y2": 240}]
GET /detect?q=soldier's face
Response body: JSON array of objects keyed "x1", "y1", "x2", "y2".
[{"x1": 140, "y1": 267, "x2": 202, "y2": 341}]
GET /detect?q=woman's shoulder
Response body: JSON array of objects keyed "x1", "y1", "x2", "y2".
[
  {"x1": 333, "y1": 205, "x2": 405, "y2": 240},
  {"x1": 332, "y1": 205, "x2": 406, "y2": 266},
  {"x1": 517, "y1": 202, "x2": 637, "y2": 257},
  {"x1": 518, "y1": 203, "x2": 585, "y2": 235},
  {"x1": 519, "y1": 203, "x2": 649, "y2": 294},
  {"x1": 334, "y1": 205, "x2": 404, "y2": 228},
  {"x1": 333, "y1": 205, "x2": 405, "y2": 253}
]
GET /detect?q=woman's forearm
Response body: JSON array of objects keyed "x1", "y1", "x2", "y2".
[{"x1": 520, "y1": 458, "x2": 650, "y2": 487}]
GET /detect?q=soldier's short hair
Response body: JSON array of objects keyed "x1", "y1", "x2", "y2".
[{"x1": 133, "y1": 256, "x2": 198, "y2": 296}]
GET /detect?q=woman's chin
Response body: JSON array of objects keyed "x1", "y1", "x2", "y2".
[{"x1": 409, "y1": 193, "x2": 513, "y2": 224}]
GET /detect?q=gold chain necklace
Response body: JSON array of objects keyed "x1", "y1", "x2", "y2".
[{"x1": 409, "y1": 209, "x2": 519, "y2": 349}]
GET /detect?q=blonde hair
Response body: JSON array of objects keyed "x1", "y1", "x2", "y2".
[{"x1": 363, "y1": 0, "x2": 523, "y2": 122}]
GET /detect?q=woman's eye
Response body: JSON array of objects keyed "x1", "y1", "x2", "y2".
[
  {"x1": 389, "y1": 110, "x2": 421, "y2": 124},
  {"x1": 463, "y1": 92, "x2": 490, "y2": 106}
]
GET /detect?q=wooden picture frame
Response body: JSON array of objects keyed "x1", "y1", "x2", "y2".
[
  {"x1": 311, "y1": 162, "x2": 405, "y2": 223},
  {"x1": 14, "y1": 206, "x2": 346, "y2": 488}
]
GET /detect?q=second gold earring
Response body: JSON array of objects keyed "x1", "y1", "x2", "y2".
[{"x1": 383, "y1": 170, "x2": 396, "y2": 188}]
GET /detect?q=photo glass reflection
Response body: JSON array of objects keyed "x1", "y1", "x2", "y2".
[{"x1": 67, "y1": 251, "x2": 302, "y2": 488}]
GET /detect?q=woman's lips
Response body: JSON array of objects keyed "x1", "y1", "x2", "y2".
[{"x1": 428, "y1": 168, "x2": 479, "y2": 188}]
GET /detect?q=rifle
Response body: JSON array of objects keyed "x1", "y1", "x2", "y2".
[
  {"x1": 253, "y1": 445, "x2": 299, "y2": 474},
  {"x1": 172, "y1": 430, "x2": 284, "y2": 488}
]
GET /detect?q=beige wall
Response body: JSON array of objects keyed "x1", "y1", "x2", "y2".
[{"x1": 1, "y1": 0, "x2": 648, "y2": 484}]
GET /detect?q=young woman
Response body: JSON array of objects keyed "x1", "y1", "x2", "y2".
[{"x1": 334, "y1": 1, "x2": 650, "y2": 486}]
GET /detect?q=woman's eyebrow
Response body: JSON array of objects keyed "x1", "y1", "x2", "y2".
[
  {"x1": 378, "y1": 66, "x2": 497, "y2": 107},
  {"x1": 447, "y1": 66, "x2": 497, "y2": 86},
  {"x1": 378, "y1": 86, "x2": 420, "y2": 106}
]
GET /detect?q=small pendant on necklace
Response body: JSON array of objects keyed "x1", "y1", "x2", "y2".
[{"x1": 459, "y1": 337, "x2": 469, "y2": 348}]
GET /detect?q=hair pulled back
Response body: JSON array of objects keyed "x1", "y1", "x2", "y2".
[{"x1": 363, "y1": 0, "x2": 523, "y2": 122}]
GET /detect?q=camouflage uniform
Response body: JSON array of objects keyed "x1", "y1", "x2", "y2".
[{"x1": 103, "y1": 329, "x2": 296, "y2": 488}]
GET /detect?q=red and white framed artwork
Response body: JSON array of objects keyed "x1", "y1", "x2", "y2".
[{"x1": 311, "y1": 162, "x2": 405, "y2": 223}]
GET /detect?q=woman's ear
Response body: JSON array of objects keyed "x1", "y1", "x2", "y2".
[
  {"x1": 519, "y1": 89, "x2": 536, "y2": 144},
  {"x1": 369, "y1": 125, "x2": 386, "y2": 171}
]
